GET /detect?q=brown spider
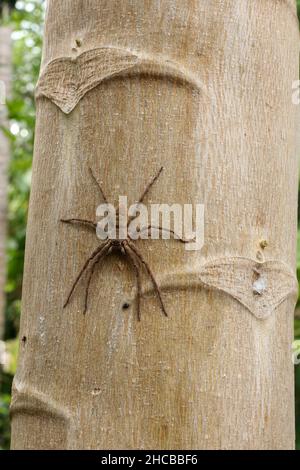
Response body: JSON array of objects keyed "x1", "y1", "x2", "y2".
[{"x1": 61, "y1": 166, "x2": 191, "y2": 320}]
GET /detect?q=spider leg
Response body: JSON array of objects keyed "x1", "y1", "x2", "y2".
[
  {"x1": 138, "y1": 225, "x2": 195, "y2": 243},
  {"x1": 88, "y1": 166, "x2": 108, "y2": 204},
  {"x1": 64, "y1": 240, "x2": 110, "y2": 309},
  {"x1": 137, "y1": 166, "x2": 164, "y2": 205},
  {"x1": 126, "y1": 240, "x2": 168, "y2": 318},
  {"x1": 61, "y1": 218, "x2": 97, "y2": 230},
  {"x1": 123, "y1": 245, "x2": 142, "y2": 321},
  {"x1": 83, "y1": 244, "x2": 110, "y2": 315}
]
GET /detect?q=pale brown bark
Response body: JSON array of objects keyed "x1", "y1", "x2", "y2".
[
  {"x1": 0, "y1": 26, "x2": 11, "y2": 339},
  {"x1": 11, "y1": 0, "x2": 299, "y2": 450}
]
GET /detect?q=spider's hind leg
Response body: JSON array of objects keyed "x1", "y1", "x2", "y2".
[
  {"x1": 63, "y1": 241, "x2": 109, "y2": 310},
  {"x1": 126, "y1": 240, "x2": 168, "y2": 318},
  {"x1": 123, "y1": 245, "x2": 142, "y2": 321},
  {"x1": 83, "y1": 243, "x2": 110, "y2": 314}
]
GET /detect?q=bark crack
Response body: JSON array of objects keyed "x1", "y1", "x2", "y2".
[
  {"x1": 138, "y1": 257, "x2": 298, "y2": 320},
  {"x1": 36, "y1": 46, "x2": 209, "y2": 114}
]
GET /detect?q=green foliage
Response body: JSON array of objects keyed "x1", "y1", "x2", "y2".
[
  {"x1": 0, "y1": 393, "x2": 11, "y2": 450},
  {"x1": 5, "y1": 0, "x2": 44, "y2": 340},
  {"x1": 0, "y1": 0, "x2": 44, "y2": 450},
  {"x1": 295, "y1": 5, "x2": 300, "y2": 450},
  {"x1": 295, "y1": 237, "x2": 300, "y2": 449}
]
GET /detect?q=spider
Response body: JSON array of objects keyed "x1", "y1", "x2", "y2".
[{"x1": 61, "y1": 166, "x2": 192, "y2": 320}]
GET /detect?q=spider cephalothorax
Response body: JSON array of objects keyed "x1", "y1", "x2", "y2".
[{"x1": 61, "y1": 166, "x2": 191, "y2": 320}]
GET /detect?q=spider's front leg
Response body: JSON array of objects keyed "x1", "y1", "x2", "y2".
[
  {"x1": 137, "y1": 166, "x2": 164, "y2": 204},
  {"x1": 61, "y1": 218, "x2": 97, "y2": 231},
  {"x1": 137, "y1": 225, "x2": 195, "y2": 244}
]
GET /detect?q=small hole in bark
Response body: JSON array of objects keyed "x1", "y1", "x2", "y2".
[
  {"x1": 22, "y1": 336, "x2": 27, "y2": 345},
  {"x1": 259, "y1": 240, "x2": 268, "y2": 250},
  {"x1": 122, "y1": 302, "x2": 130, "y2": 311}
]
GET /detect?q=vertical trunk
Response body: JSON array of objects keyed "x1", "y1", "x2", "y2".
[
  {"x1": 0, "y1": 26, "x2": 12, "y2": 339},
  {"x1": 11, "y1": 0, "x2": 299, "y2": 450}
]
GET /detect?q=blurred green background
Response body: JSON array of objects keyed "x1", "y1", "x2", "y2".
[{"x1": 0, "y1": 0, "x2": 300, "y2": 450}]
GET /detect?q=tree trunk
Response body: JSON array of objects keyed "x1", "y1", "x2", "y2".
[
  {"x1": 11, "y1": 0, "x2": 299, "y2": 450},
  {"x1": 0, "y1": 26, "x2": 12, "y2": 340}
]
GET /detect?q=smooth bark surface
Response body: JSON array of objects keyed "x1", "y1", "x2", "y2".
[
  {"x1": 11, "y1": 0, "x2": 299, "y2": 449},
  {"x1": 0, "y1": 26, "x2": 11, "y2": 339}
]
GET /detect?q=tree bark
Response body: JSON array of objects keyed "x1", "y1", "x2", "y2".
[
  {"x1": 0, "y1": 26, "x2": 12, "y2": 340},
  {"x1": 11, "y1": 0, "x2": 299, "y2": 450}
]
